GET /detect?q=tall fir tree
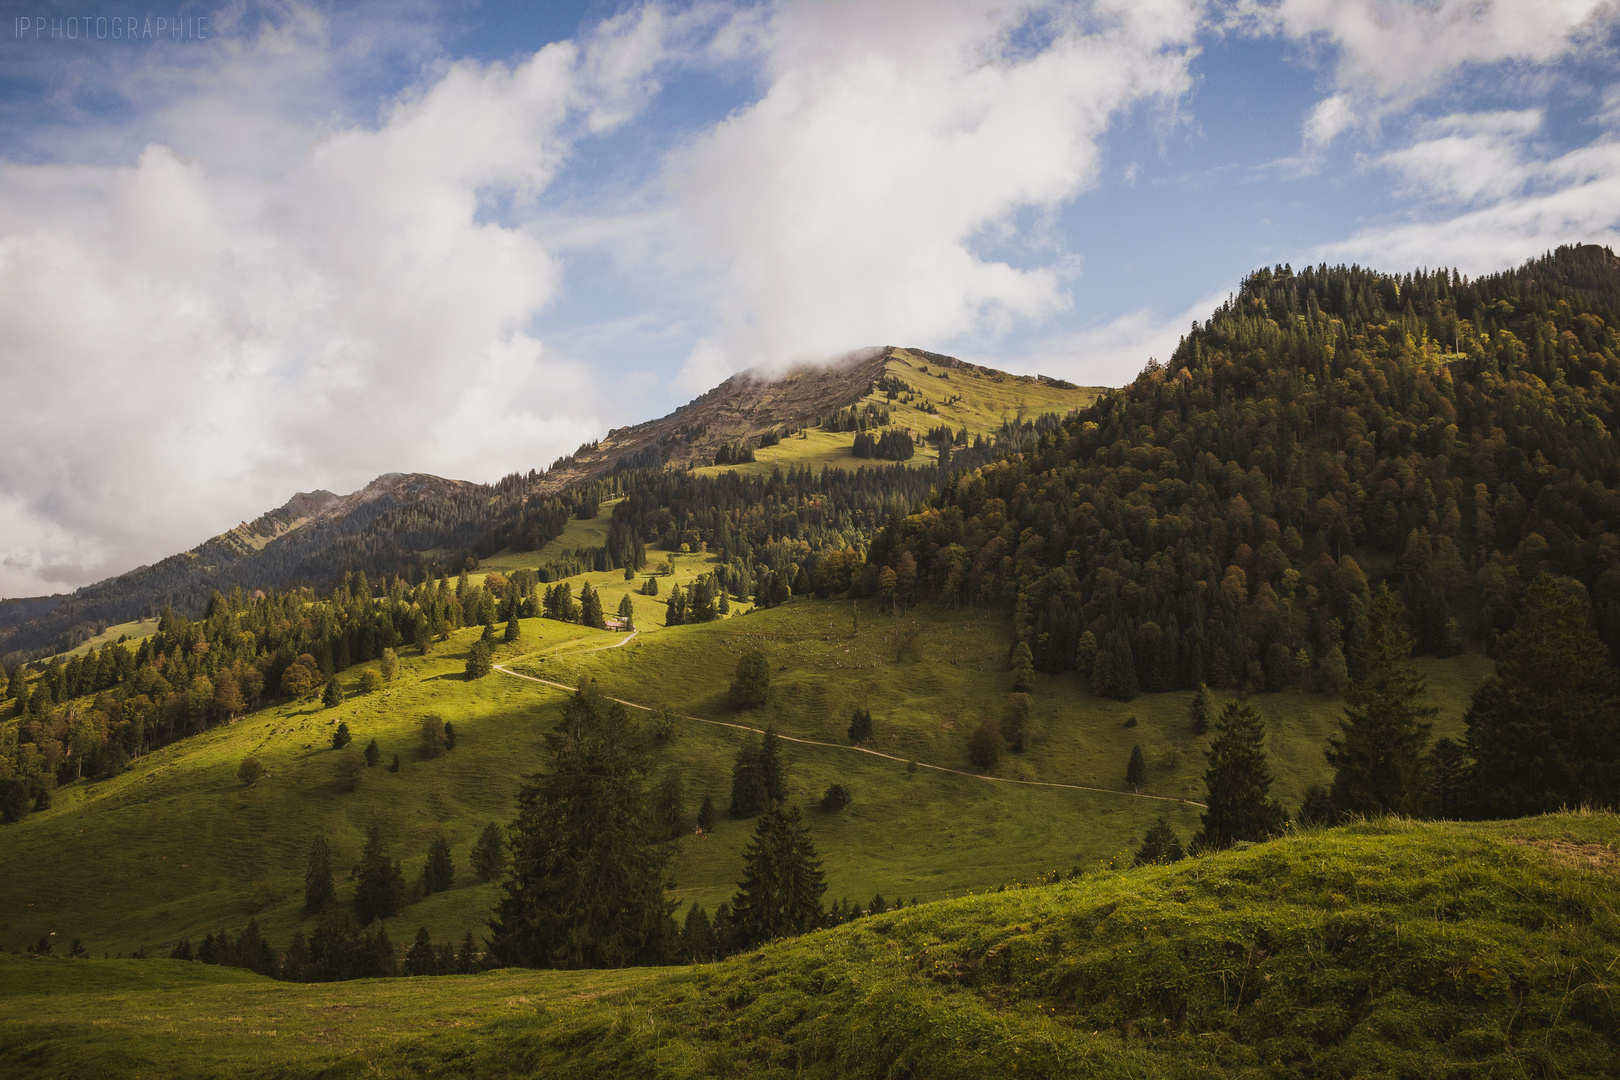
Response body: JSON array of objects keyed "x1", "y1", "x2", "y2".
[
  {"x1": 1464, "y1": 573, "x2": 1620, "y2": 816},
  {"x1": 1195, "y1": 701, "x2": 1285, "y2": 850},
  {"x1": 1126, "y1": 744, "x2": 1146, "y2": 791},
  {"x1": 729, "y1": 732, "x2": 764, "y2": 818},
  {"x1": 580, "y1": 583, "x2": 607, "y2": 630},
  {"x1": 487, "y1": 681, "x2": 676, "y2": 969},
  {"x1": 1189, "y1": 684, "x2": 1211, "y2": 734},
  {"x1": 728, "y1": 803, "x2": 826, "y2": 948},
  {"x1": 304, "y1": 835, "x2": 335, "y2": 914},
  {"x1": 616, "y1": 593, "x2": 636, "y2": 630},
  {"x1": 1325, "y1": 585, "x2": 1437, "y2": 817},
  {"x1": 354, "y1": 825, "x2": 405, "y2": 924},
  {"x1": 471, "y1": 821, "x2": 507, "y2": 883},
  {"x1": 422, "y1": 835, "x2": 454, "y2": 894},
  {"x1": 758, "y1": 727, "x2": 786, "y2": 805},
  {"x1": 1134, "y1": 818, "x2": 1185, "y2": 866}
]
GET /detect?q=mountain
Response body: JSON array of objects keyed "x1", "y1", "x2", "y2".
[{"x1": 0, "y1": 348, "x2": 1093, "y2": 665}]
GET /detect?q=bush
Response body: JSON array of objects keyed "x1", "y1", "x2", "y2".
[
  {"x1": 967, "y1": 720, "x2": 1002, "y2": 770},
  {"x1": 821, "y1": 783, "x2": 852, "y2": 811},
  {"x1": 237, "y1": 756, "x2": 265, "y2": 785},
  {"x1": 379, "y1": 648, "x2": 399, "y2": 682},
  {"x1": 334, "y1": 751, "x2": 363, "y2": 792},
  {"x1": 357, "y1": 668, "x2": 381, "y2": 694}
]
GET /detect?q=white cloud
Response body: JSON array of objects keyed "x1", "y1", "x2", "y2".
[
  {"x1": 1304, "y1": 91, "x2": 1354, "y2": 148},
  {"x1": 664, "y1": 0, "x2": 1203, "y2": 390},
  {"x1": 0, "y1": 6, "x2": 689, "y2": 597},
  {"x1": 999, "y1": 290, "x2": 1230, "y2": 387}
]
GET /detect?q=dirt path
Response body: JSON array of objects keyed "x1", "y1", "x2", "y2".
[{"x1": 493, "y1": 646, "x2": 1206, "y2": 810}]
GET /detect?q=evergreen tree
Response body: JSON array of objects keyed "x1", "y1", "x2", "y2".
[
  {"x1": 331, "y1": 722, "x2": 352, "y2": 750},
  {"x1": 487, "y1": 681, "x2": 677, "y2": 969},
  {"x1": 471, "y1": 821, "x2": 507, "y2": 882},
  {"x1": 616, "y1": 593, "x2": 636, "y2": 630},
  {"x1": 579, "y1": 583, "x2": 607, "y2": 630},
  {"x1": 389, "y1": 753, "x2": 401, "y2": 773},
  {"x1": 1134, "y1": 818, "x2": 1185, "y2": 866},
  {"x1": 847, "y1": 706, "x2": 873, "y2": 744},
  {"x1": 1126, "y1": 744, "x2": 1146, "y2": 791},
  {"x1": 758, "y1": 727, "x2": 786, "y2": 805},
  {"x1": 1009, "y1": 641, "x2": 1034, "y2": 692},
  {"x1": 322, "y1": 678, "x2": 343, "y2": 709},
  {"x1": 305, "y1": 835, "x2": 336, "y2": 915},
  {"x1": 405, "y1": 927, "x2": 438, "y2": 976},
  {"x1": 697, "y1": 793, "x2": 716, "y2": 832},
  {"x1": 681, "y1": 904, "x2": 718, "y2": 963},
  {"x1": 1190, "y1": 684, "x2": 1212, "y2": 734},
  {"x1": 465, "y1": 640, "x2": 492, "y2": 680},
  {"x1": 1465, "y1": 573, "x2": 1620, "y2": 816},
  {"x1": 728, "y1": 650, "x2": 770, "y2": 709},
  {"x1": 967, "y1": 719, "x2": 1002, "y2": 770},
  {"x1": 504, "y1": 614, "x2": 521, "y2": 642},
  {"x1": 728, "y1": 803, "x2": 826, "y2": 947},
  {"x1": 1001, "y1": 693, "x2": 1032, "y2": 752},
  {"x1": 729, "y1": 732, "x2": 764, "y2": 818},
  {"x1": 1425, "y1": 737, "x2": 1471, "y2": 819},
  {"x1": 820, "y1": 783, "x2": 852, "y2": 811},
  {"x1": 422, "y1": 835, "x2": 454, "y2": 894},
  {"x1": 1195, "y1": 701, "x2": 1285, "y2": 850},
  {"x1": 354, "y1": 825, "x2": 405, "y2": 924},
  {"x1": 363, "y1": 739, "x2": 380, "y2": 768},
  {"x1": 420, "y1": 715, "x2": 448, "y2": 759},
  {"x1": 456, "y1": 930, "x2": 480, "y2": 974},
  {"x1": 654, "y1": 769, "x2": 684, "y2": 840},
  {"x1": 380, "y1": 648, "x2": 399, "y2": 681},
  {"x1": 1326, "y1": 585, "x2": 1437, "y2": 816}
]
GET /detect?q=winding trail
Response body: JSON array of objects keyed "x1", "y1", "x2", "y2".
[{"x1": 494, "y1": 634, "x2": 1206, "y2": 810}]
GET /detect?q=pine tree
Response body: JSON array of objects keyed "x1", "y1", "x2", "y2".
[
  {"x1": 654, "y1": 769, "x2": 684, "y2": 840},
  {"x1": 405, "y1": 927, "x2": 438, "y2": 976},
  {"x1": 758, "y1": 727, "x2": 786, "y2": 804},
  {"x1": 580, "y1": 583, "x2": 606, "y2": 630},
  {"x1": 465, "y1": 640, "x2": 492, "y2": 680},
  {"x1": 616, "y1": 593, "x2": 636, "y2": 630},
  {"x1": 363, "y1": 739, "x2": 380, "y2": 767},
  {"x1": 847, "y1": 706, "x2": 873, "y2": 744},
  {"x1": 456, "y1": 930, "x2": 479, "y2": 974},
  {"x1": 422, "y1": 835, "x2": 454, "y2": 894},
  {"x1": 1009, "y1": 641, "x2": 1034, "y2": 691},
  {"x1": 471, "y1": 821, "x2": 507, "y2": 882},
  {"x1": 1190, "y1": 683, "x2": 1211, "y2": 734},
  {"x1": 729, "y1": 732, "x2": 764, "y2": 818},
  {"x1": 504, "y1": 614, "x2": 521, "y2": 642},
  {"x1": 1126, "y1": 744, "x2": 1146, "y2": 791},
  {"x1": 728, "y1": 803, "x2": 826, "y2": 947},
  {"x1": 487, "y1": 681, "x2": 677, "y2": 969},
  {"x1": 1195, "y1": 701, "x2": 1285, "y2": 850},
  {"x1": 389, "y1": 753, "x2": 401, "y2": 773},
  {"x1": 305, "y1": 835, "x2": 335, "y2": 914},
  {"x1": 728, "y1": 650, "x2": 770, "y2": 709},
  {"x1": 354, "y1": 825, "x2": 405, "y2": 924},
  {"x1": 331, "y1": 722, "x2": 352, "y2": 750},
  {"x1": 1465, "y1": 573, "x2": 1620, "y2": 816},
  {"x1": 697, "y1": 793, "x2": 717, "y2": 832},
  {"x1": 681, "y1": 904, "x2": 718, "y2": 963},
  {"x1": 322, "y1": 678, "x2": 343, "y2": 709},
  {"x1": 1326, "y1": 585, "x2": 1437, "y2": 817},
  {"x1": 1134, "y1": 818, "x2": 1185, "y2": 866}
]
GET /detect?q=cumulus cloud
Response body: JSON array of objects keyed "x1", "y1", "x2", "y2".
[
  {"x1": 665, "y1": 0, "x2": 1202, "y2": 389},
  {"x1": 1002, "y1": 290, "x2": 1230, "y2": 387},
  {"x1": 1317, "y1": 111, "x2": 1620, "y2": 272},
  {"x1": 0, "y1": 5, "x2": 693, "y2": 597}
]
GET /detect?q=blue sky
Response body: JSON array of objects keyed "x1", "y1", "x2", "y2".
[{"x1": 1, "y1": 0, "x2": 1618, "y2": 596}]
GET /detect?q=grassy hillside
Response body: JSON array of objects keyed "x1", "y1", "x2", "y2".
[
  {"x1": 0, "y1": 559, "x2": 1490, "y2": 959},
  {"x1": 7, "y1": 813, "x2": 1618, "y2": 1079}
]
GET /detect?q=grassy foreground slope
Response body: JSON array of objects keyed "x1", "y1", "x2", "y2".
[{"x1": 6, "y1": 813, "x2": 1619, "y2": 1079}]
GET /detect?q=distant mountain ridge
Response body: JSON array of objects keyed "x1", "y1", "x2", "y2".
[{"x1": 0, "y1": 347, "x2": 1073, "y2": 663}]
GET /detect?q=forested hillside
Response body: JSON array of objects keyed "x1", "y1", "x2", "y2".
[{"x1": 871, "y1": 244, "x2": 1620, "y2": 696}]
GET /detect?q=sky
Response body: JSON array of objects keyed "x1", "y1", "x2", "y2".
[{"x1": 1, "y1": 0, "x2": 1618, "y2": 598}]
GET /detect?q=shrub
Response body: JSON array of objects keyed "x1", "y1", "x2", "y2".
[
  {"x1": 821, "y1": 783, "x2": 852, "y2": 811},
  {"x1": 334, "y1": 750, "x2": 364, "y2": 792},
  {"x1": 237, "y1": 756, "x2": 264, "y2": 786},
  {"x1": 419, "y1": 716, "x2": 447, "y2": 760},
  {"x1": 357, "y1": 668, "x2": 381, "y2": 694},
  {"x1": 379, "y1": 648, "x2": 399, "y2": 682}
]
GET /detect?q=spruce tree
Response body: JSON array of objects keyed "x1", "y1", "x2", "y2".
[
  {"x1": 465, "y1": 640, "x2": 492, "y2": 680},
  {"x1": 847, "y1": 706, "x2": 873, "y2": 744},
  {"x1": 331, "y1": 722, "x2": 351, "y2": 750},
  {"x1": 728, "y1": 803, "x2": 826, "y2": 947},
  {"x1": 422, "y1": 835, "x2": 454, "y2": 894},
  {"x1": 758, "y1": 727, "x2": 786, "y2": 805},
  {"x1": 729, "y1": 732, "x2": 764, "y2": 818},
  {"x1": 322, "y1": 678, "x2": 343, "y2": 709},
  {"x1": 1002, "y1": 693, "x2": 1032, "y2": 752},
  {"x1": 681, "y1": 904, "x2": 717, "y2": 963},
  {"x1": 405, "y1": 927, "x2": 438, "y2": 976},
  {"x1": 1465, "y1": 573, "x2": 1620, "y2": 816},
  {"x1": 504, "y1": 614, "x2": 521, "y2": 642},
  {"x1": 471, "y1": 821, "x2": 507, "y2": 882},
  {"x1": 1189, "y1": 683, "x2": 1211, "y2": 734},
  {"x1": 1195, "y1": 700, "x2": 1285, "y2": 850},
  {"x1": 697, "y1": 793, "x2": 717, "y2": 832},
  {"x1": 1009, "y1": 641, "x2": 1035, "y2": 691},
  {"x1": 487, "y1": 681, "x2": 677, "y2": 969},
  {"x1": 1326, "y1": 585, "x2": 1437, "y2": 816},
  {"x1": 304, "y1": 835, "x2": 335, "y2": 914},
  {"x1": 363, "y1": 739, "x2": 380, "y2": 767},
  {"x1": 1126, "y1": 744, "x2": 1146, "y2": 791},
  {"x1": 1134, "y1": 818, "x2": 1185, "y2": 866},
  {"x1": 580, "y1": 583, "x2": 607, "y2": 630},
  {"x1": 354, "y1": 825, "x2": 405, "y2": 924},
  {"x1": 654, "y1": 769, "x2": 684, "y2": 840},
  {"x1": 617, "y1": 593, "x2": 636, "y2": 630}
]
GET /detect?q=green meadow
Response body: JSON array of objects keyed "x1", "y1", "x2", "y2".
[
  {"x1": 0, "y1": 556, "x2": 1492, "y2": 961},
  {"x1": 7, "y1": 812, "x2": 1618, "y2": 1079}
]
